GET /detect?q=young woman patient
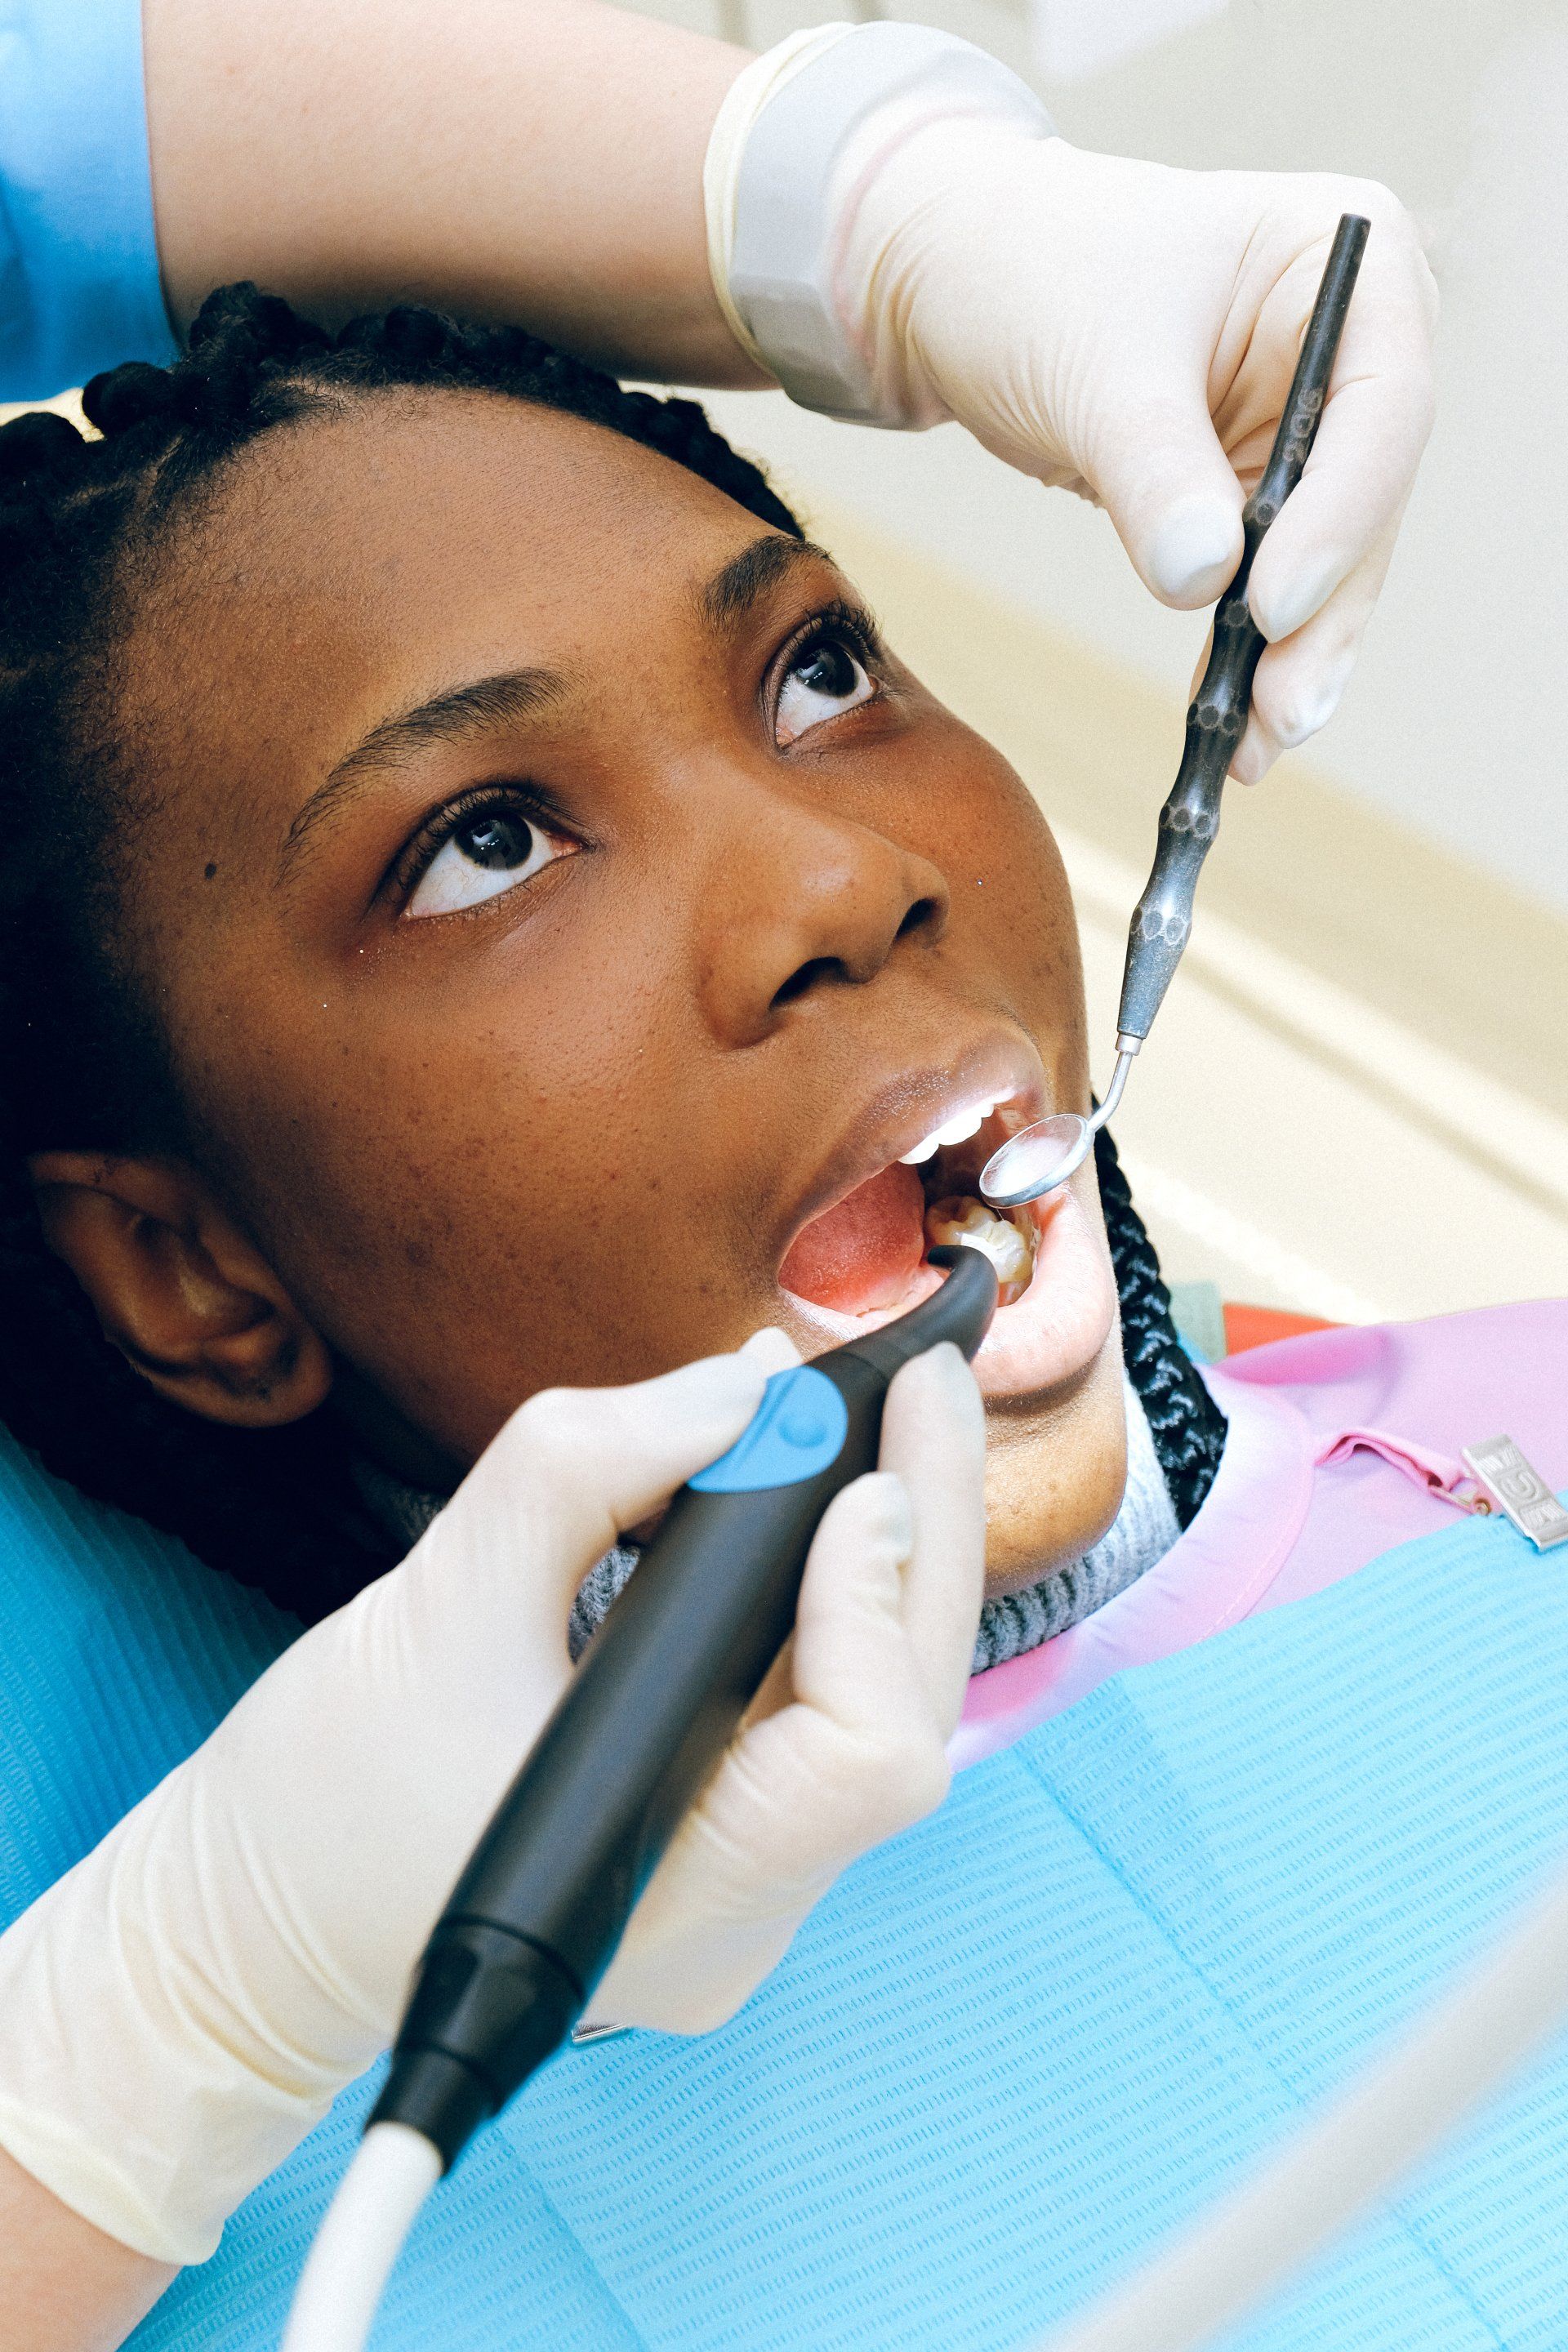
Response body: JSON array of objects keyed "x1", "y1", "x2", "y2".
[
  {"x1": 0, "y1": 286, "x2": 1221, "y2": 1646},
  {"x1": 0, "y1": 288, "x2": 1224, "y2": 2339}
]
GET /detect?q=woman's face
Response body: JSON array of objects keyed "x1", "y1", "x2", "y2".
[{"x1": 94, "y1": 390, "x2": 1126, "y2": 1592}]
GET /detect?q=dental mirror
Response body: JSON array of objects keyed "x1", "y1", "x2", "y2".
[{"x1": 980, "y1": 1049, "x2": 1134, "y2": 1208}]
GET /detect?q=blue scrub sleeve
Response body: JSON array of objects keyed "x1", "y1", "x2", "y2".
[{"x1": 0, "y1": 0, "x2": 177, "y2": 401}]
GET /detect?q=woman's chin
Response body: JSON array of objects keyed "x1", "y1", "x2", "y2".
[{"x1": 978, "y1": 1329, "x2": 1132, "y2": 1597}]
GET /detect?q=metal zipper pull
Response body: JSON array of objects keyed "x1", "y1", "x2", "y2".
[{"x1": 1460, "y1": 1436, "x2": 1568, "y2": 1553}]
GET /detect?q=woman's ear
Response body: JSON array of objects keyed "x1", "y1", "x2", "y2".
[{"x1": 26, "y1": 1152, "x2": 333, "y2": 1428}]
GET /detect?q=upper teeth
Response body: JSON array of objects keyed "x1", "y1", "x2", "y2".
[{"x1": 898, "y1": 1097, "x2": 999, "y2": 1165}]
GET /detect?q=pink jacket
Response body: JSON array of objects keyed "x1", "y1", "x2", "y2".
[{"x1": 956, "y1": 1302, "x2": 1568, "y2": 1767}]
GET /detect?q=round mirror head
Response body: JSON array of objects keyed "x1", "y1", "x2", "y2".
[{"x1": 979, "y1": 1113, "x2": 1094, "y2": 1209}]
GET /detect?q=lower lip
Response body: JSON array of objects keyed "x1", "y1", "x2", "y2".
[{"x1": 779, "y1": 1178, "x2": 1117, "y2": 1404}]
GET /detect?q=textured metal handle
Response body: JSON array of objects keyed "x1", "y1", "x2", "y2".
[{"x1": 1117, "y1": 212, "x2": 1370, "y2": 1044}]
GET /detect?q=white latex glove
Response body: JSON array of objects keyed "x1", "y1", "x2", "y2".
[
  {"x1": 844, "y1": 129, "x2": 1437, "y2": 782},
  {"x1": 0, "y1": 1334, "x2": 983, "y2": 2266}
]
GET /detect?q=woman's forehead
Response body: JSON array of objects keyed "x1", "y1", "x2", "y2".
[
  {"x1": 153, "y1": 389, "x2": 760, "y2": 631},
  {"x1": 115, "y1": 390, "x2": 781, "y2": 827}
]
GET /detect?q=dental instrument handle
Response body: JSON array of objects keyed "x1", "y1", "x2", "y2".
[
  {"x1": 1115, "y1": 212, "x2": 1369, "y2": 1049},
  {"x1": 980, "y1": 220, "x2": 1362, "y2": 1225},
  {"x1": 367, "y1": 1245, "x2": 999, "y2": 2175}
]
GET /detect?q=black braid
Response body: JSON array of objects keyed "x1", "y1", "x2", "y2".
[
  {"x1": 0, "y1": 283, "x2": 1217, "y2": 1622},
  {"x1": 1095, "y1": 1123, "x2": 1226, "y2": 1526}
]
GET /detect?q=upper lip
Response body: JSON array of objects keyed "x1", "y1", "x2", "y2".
[{"x1": 777, "y1": 1033, "x2": 1047, "y2": 1270}]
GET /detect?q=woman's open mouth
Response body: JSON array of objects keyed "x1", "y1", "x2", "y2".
[{"x1": 777, "y1": 1093, "x2": 1118, "y2": 1403}]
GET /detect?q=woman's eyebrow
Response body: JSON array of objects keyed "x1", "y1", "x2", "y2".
[
  {"x1": 697, "y1": 535, "x2": 834, "y2": 634},
  {"x1": 277, "y1": 666, "x2": 569, "y2": 885}
]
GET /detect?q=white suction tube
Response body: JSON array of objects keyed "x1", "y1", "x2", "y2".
[
  {"x1": 1030, "y1": 1851, "x2": 1568, "y2": 2352},
  {"x1": 280, "y1": 2121, "x2": 440, "y2": 2352}
]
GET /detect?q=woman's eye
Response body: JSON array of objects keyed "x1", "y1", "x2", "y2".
[
  {"x1": 775, "y1": 631, "x2": 875, "y2": 746},
  {"x1": 405, "y1": 807, "x2": 571, "y2": 920}
]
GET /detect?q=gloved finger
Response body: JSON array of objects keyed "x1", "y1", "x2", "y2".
[
  {"x1": 786, "y1": 1469, "x2": 924, "y2": 1745},
  {"x1": 1230, "y1": 510, "x2": 1400, "y2": 784},
  {"x1": 446, "y1": 1351, "x2": 769, "y2": 1622},
  {"x1": 752, "y1": 1463, "x2": 956, "y2": 1847},
  {"x1": 873, "y1": 1342, "x2": 987, "y2": 1735},
  {"x1": 1245, "y1": 240, "x2": 1436, "y2": 644},
  {"x1": 1129, "y1": 193, "x2": 1432, "y2": 626},
  {"x1": 725, "y1": 1337, "x2": 978, "y2": 1738},
  {"x1": 740, "y1": 1325, "x2": 804, "y2": 1374},
  {"x1": 603, "y1": 1478, "x2": 927, "y2": 1983},
  {"x1": 618, "y1": 1327, "x2": 803, "y2": 1548},
  {"x1": 715, "y1": 1470, "x2": 951, "y2": 1859},
  {"x1": 595, "y1": 1470, "x2": 956, "y2": 2035},
  {"x1": 1087, "y1": 381, "x2": 1246, "y2": 610},
  {"x1": 1245, "y1": 380, "x2": 1430, "y2": 649}
]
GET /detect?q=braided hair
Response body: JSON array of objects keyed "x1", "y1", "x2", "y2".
[
  {"x1": 1094, "y1": 1125, "x2": 1225, "y2": 1526},
  {"x1": 0, "y1": 283, "x2": 1223, "y2": 1624}
]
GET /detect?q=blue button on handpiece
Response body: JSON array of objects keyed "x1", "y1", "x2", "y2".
[{"x1": 688, "y1": 1366, "x2": 850, "y2": 1494}]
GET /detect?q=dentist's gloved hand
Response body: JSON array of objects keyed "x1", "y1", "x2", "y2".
[
  {"x1": 710, "y1": 26, "x2": 1437, "y2": 787},
  {"x1": 846, "y1": 136, "x2": 1437, "y2": 785},
  {"x1": 0, "y1": 1333, "x2": 983, "y2": 2267}
]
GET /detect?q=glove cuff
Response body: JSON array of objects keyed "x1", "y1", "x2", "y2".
[{"x1": 705, "y1": 23, "x2": 1053, "y2": 427}]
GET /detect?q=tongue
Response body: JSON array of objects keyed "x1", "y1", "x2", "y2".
[{"x1": 779, "y1": 1162, "x2": 928, "y2": 1314}]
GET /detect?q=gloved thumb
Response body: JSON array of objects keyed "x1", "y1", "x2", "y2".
[
  {"x1": 431, "y1": 1347, "x2": 772, "y2": 1629},
  {"x1": 1087, "y1": 383, "x2": 1245, "y2": 611}
]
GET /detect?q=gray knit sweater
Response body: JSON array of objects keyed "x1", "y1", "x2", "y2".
[{"x1": 968, "y1": 1376, "x2": 1178, "y2": 1672}]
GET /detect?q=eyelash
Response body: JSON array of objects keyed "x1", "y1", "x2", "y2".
[{"x1": 391, "y1": 782, "x2": 571, "y2": 906}]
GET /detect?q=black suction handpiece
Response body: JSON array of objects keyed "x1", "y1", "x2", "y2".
[
  {"x1": 370, "y1": 1245, "x2": 999, "y2": 2170},
  {"x1": 1116, "y1": 212, "x2": 1370, "y2": 1049}
]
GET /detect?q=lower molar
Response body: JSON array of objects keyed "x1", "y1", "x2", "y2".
[{"x1": 924, "y1": 1195, "x2": 1036, "y2": 1307}]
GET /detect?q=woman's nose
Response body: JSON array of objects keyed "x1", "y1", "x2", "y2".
[{"x1": 695, "y1": 797, "x2": 950, "y2": 1048}]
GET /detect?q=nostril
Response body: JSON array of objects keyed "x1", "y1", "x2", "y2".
[
  {"x1": 898, "y1": 894, "x2": 943, "y2": 942},
  {"x1": 771, "y1": 956, "x2": 849, "y2": 1011},
  {"x1": 769, "y1": 893, "x2": 945, "y2": 1013}
]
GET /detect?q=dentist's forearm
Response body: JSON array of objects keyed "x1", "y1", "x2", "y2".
[
  {"x1": 0, "y1": 2146, "x2": 173, "y2": 2352},
  {"x1": 140, "y1": 0, "x2": 765, "y2": 385}
]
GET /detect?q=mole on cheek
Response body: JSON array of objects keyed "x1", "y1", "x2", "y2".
[{"x1": 204, "y1": 862, "x2": 218, "y2": 881}]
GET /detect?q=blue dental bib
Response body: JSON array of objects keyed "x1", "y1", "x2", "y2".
[{"x1": 3, "y1": 1420, "x2": 1568, "y2": 2352}]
